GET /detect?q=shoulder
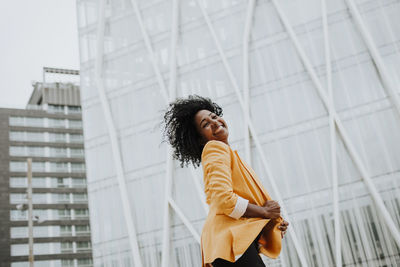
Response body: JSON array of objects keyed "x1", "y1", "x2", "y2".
[{"x1": 201, "y1": 140, "x2": 231, "y2": 160}]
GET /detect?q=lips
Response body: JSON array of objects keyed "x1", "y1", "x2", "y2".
[{"x1": 213, "y1": 124, "x2": 225, "y2": 135}]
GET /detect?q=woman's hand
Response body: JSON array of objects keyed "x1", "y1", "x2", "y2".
[
  {"x1": 278, "y1": 220, "x2": 289, "y2": 238},
  {"x1": 262, "y1": 200, "x2": 281, "y2": 219}
]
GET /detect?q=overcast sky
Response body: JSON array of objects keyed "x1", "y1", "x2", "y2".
[{"x1": 0, "y1": 0, "x2": 80, "y2": 109}]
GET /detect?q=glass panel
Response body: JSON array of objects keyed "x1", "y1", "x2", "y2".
[
  {"x1": 48, "y1": 105, "x2": 65, "y2": 113},
  {"x1": 50, "y1": 162, "x2": 69, "y2": 172},
  {"x1": 72, "y1": 178, "x2": 86, "y2": 187},
  {"x1": 9, "y1": 117, "x2": 25, "y2": 126},
  {"x1": 9, "y1": 146, "x2": 26, "y2": 156},
  {"x1": 72, "y1": 194, "x2": 87, "y2": 203},
  {"x1": 71, "y1": 163, "x2": 85, "y2": 173},
  {"x1": 49, "y1": 133, "x2": 67, "y2": 143},
  {"x1": 61, "y1": 242, "x2": 73, "y2": 253},
  {"x1": 70, "y1": 148, "x2": 84, "y2": 158},
  {"x1": 49, "y1": 147, "x2": 68, "y2": 157},
  {"x1": 69, "y1": 120, "x2": 83, "y2": 129},
  {"x1": 48, "y1": 118, "x2": 65, "y2": 128},
  {"x1": 69, "y1": 134, "x2": 84, "y2": 143},
  {"x1": 67, "y1": 106, "x2": 81, "y2": 114}
]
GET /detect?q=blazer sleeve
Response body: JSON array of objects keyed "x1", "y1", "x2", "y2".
[{"x1": 201, "y1": 141, "x2": 248, "y2": 219}]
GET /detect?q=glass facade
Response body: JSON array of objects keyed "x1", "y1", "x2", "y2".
[{"x1": 77, "y1": 0, "x2": 400, "y2": 266}]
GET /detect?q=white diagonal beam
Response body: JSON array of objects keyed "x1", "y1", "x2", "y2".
[
  {"x1": 321, "y1": 0, "x2": 341, "y2": 266},
  {"x1": 271, "y1": 0, "x2": 400, "y2": 248},
  {"x1": 129, "y1": 0, "x2": 169, "y2": 102},
  {"x1": 242, "y1": 0, "x2": 256, "y2": 165},
  {"x1": 94, "y1": 1, "x2": 143, "y2": 266},
  {"x1": 169, "y1": 198, "x2": 201, "y2": 244},
  {"x1": 195, "y1": 1, "x2": 309, "y2": 266},
  {"x1": 346, "y1": 0, "x2": 400, "y2": 118}
]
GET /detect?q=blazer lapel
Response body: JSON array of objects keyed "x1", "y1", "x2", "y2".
[{"x1": 234, "y1": 151, "x2": 270, "y2": 199}]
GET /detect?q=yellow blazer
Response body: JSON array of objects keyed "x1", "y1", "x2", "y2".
[{"x1": 201, "y1": 140, "x2": 282, "y2": 266}]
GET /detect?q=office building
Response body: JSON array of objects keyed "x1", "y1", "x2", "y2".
[
  {"x1": 0, "y1": 68, "x2": 93, "y2": 267},
  {"x1": 76, "y1": 0, "x2": 400, "y2": 266}
]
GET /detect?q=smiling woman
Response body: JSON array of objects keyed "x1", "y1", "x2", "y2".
[{"x1": 163, "y1": 95, "x2": 289, "y2": 267}]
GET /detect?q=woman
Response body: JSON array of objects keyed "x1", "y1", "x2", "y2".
[{"x1": 164, "y1": 95, "x2": 289, "y2": 266}]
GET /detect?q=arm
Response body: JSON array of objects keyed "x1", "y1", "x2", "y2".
[
  {"x1": 202, "y1": 141, "x2": 248, "y2": 219},
  {"x1": 243, "y1": 200, "x2": 281, "y2": 219}
]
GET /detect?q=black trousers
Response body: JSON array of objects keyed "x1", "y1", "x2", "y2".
[{"x1": 212, "y1": 236, "x2": 266, "y2": 267}]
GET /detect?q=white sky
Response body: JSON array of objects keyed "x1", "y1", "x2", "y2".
[{"x1": 0, "y1": 0, "x2": 80, "y2": 109}]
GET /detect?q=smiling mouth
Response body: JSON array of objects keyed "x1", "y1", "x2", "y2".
[{"x1": 213, "y1": 125, "x2": 225, "y2": 135}]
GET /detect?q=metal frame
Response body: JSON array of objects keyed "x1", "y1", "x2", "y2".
[
  {"x1": 346, "y1": 0, "x2": 400, "y2": 118},
  {"x1": 321, "y1": 1, "x2": 341, "y2": 266},
  {"x1": 195, "y1": 1, "x2": 309, "y2": 266},
  {"x1": 270, "y1": 0, "x2": 400, "y2": 248},
  {"x1": 242, "y1": 0, "x2": 256, "y2": 165},
  {"x1": 94, "y1": 1, "x2": 143, "y2": 266},
  {"x1": 127, "y1": 0, "x2": 203, "y2": 265}
]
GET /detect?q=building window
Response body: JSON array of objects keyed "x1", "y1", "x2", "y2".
[
  {"x1": 26, "y1": 117, "x2": 44, "y2": 127},
  {"x1": 10, "y1": 193, "x2": 27, "y2": 204},
  {"x1": 26, "y1": 132, "x2": 45, "y2": 142},
  {"x1": 9, "y1": 146, "x2": 26, "y2": 156},
  {"x1": 9, "y1": 131, "x2": 25, "y2": 141},
  {"x1": 61, "y1": 259, "x2": 75, "y2": 267},
  {"x1": 74, "y1": 209, "x2": 89, "y2": 219},
  {"x1": 72, "y1": 194, "x2": 87, "y2": 203},
  {"x1": 32, "y1": 194, "x2": 47, "y2": 204},
  {"x1": 48, "y1": 105, "x2": 65, "y2": 114},
  {"x1": 9, "y1": 117, "x2": 25, "y2": 126},
  {"x1": 67, "y1": 106, "x2": 81, "y2": 114},
  {"x1": 49, "y1": 133, "x2": 67, "y2": 143},
  {"x1": 77, "y1": 258, "x2": 93, "y2": 267},
  {"x1": 60, "y1": 225, "x2": 72, "y2": 236},
  {"x1": 48, "y1": 118, "x2": 66, "y2": 128},
  {"x1": 75, "y1": 225, "x2": 90, "y2": 235},
  {"x1": 69, "y1": 120, "x2": 82, "y2": 129},
  {"x1": 76, "y1": 241, "x2": 91, "y2": 252},
  {"x1": 10, "y1": 146, "x2": 46, "y2": 157},
  {"x1": 10, "y1": 117, "x2": 44, "y2": 127},
  {"x1": 57, "y1": 209, "x2": 71, "y2": 220},
  {"x1": 10, "y1": 227, "x2": 28, "y2": 238},
  {"x1": 9, "y1": 177, "x2": 27, "y2": 188},
  {"x1": 10, "y1": 210, "x2": 27, "y2": 221},
  {"x1": 70, "y1": 148, "x2": 84, "y2": 158},
  {"x1": 72, "y1": 178, "x2": 86, "y2": 188},
  {"x1": 71, "y1": 163, "x2": 85, "y2": 173},
  {"x1": 10, "y1": 161, "x2": 46, "y2": 172},
  {"x1": 57, "y1": 193, "x2": 70, "y2": 204},
  {"x1": 50, "y1": 162, "x2": 69, "y2": 172},
  {"x1": 49, "y1": 147, "x2": 68, "y2": 157},
  {"x1": 9, "y1": 161, "x2": 26, "y2": 172},
  {"x1": 69, "y1": 134, "x2": 83, "y2": 143},
  {"x1": 61, "y1": 242, "x2": 73, "y2": 253}
]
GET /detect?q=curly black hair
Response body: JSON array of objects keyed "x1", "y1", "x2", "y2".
[{"x1": 163, "y1": 95, "x2": 223, "y2": 167}]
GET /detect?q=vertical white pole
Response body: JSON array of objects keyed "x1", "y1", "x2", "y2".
[
  {"x1": 162, "y1": 0, "x2": 179, "y2": 266},
  {"x1": 161, "y1": 148, "x2": 174, "y2": 267},
  {"x1": 242, "y1": 0, "x2": 256, "y2": 165},
  {"x1": 27, "y1": 158, "x2": 34, "y2": 267},
  {"x1": 321, "y1": 1, "x2": 341, "y2": 266}
]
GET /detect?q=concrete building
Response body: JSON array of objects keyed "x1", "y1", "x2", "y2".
[
  {"x1": 76, "y1": 1, "x2": 400, "y2": 266},
  {"x1": 0, "y1": 69, "x2": 93, "y2": 267}
]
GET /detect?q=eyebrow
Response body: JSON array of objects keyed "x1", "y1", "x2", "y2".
[{"x1": 200, "y1": 112, "x2": 213, "y2": 127}]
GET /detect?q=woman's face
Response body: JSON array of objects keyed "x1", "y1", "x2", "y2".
[{"x1": 194, "y1": 109, "x2": 229, "y2": 145}]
